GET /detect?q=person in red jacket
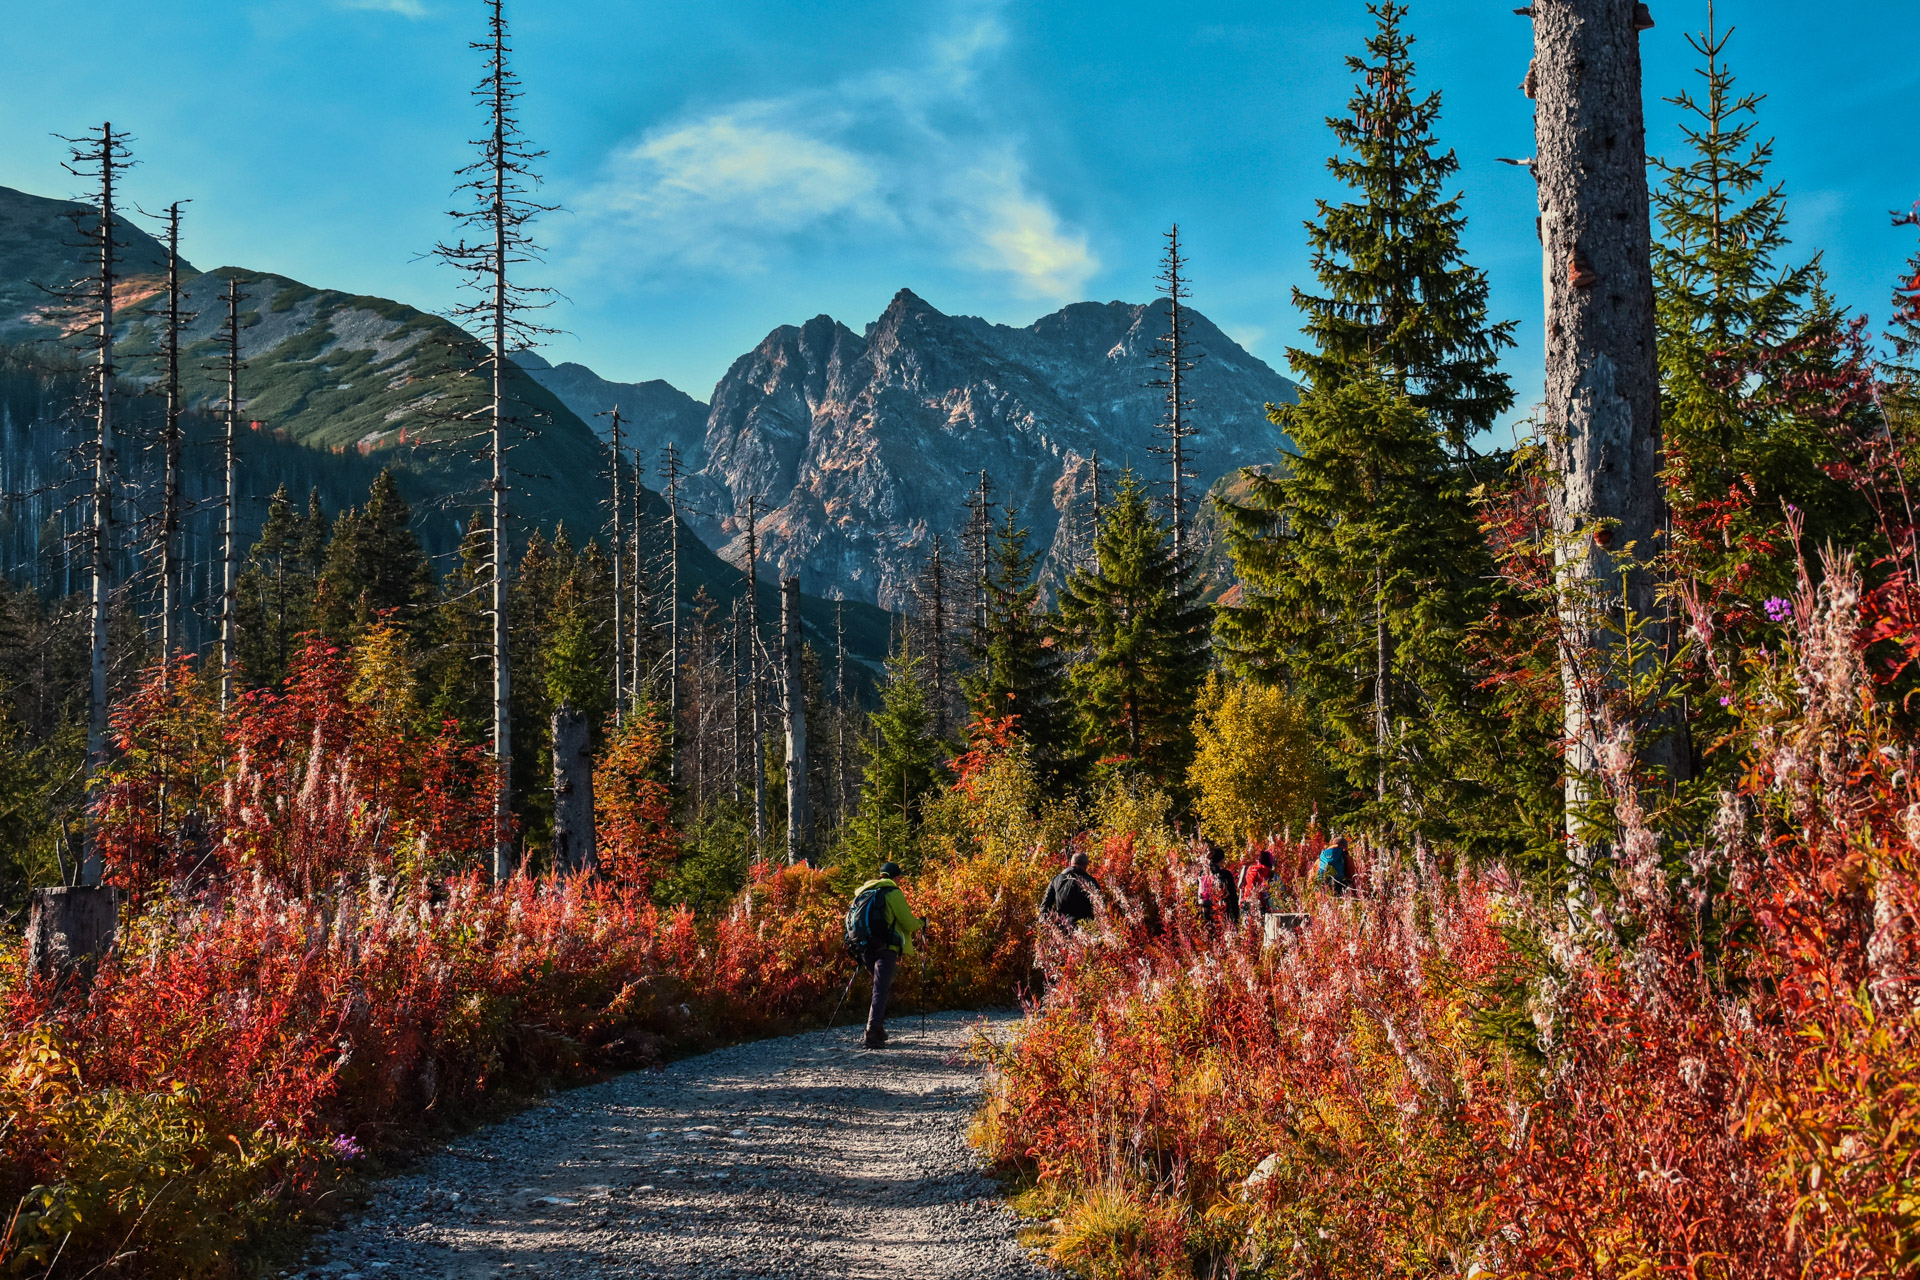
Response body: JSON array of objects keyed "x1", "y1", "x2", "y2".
[{"x1": 1238, "y1": 848, "x2": 1276, "y2": 917}]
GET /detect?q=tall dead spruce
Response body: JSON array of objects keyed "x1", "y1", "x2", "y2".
[
  {"x1": 782, "y1": 576, "x2": 809, "y2": 864},
  {"x1": 433, "y1": 0, "x2": 555, "y2": 878},
  {"x1": 739, "y1": 495, "x2": 767, "y2": 853},
  {"x1": 217, "y1": 277, "x2": 245, "y2": 712},
  {"x1": 156, "y1": 202, "x2": 190, "y2": 663},
  {"x1": 58, "y1": 123, "x2": 134, "y2": 884},
  {"x1": 603, "y1": 406, "x2": 626, "y2": 718},
  {"x1": 1149, "y1": 225, "x2": 1200, "y2": 558},
  {"x1": 1528, "y1": 0, "x2": 1681, "y2": 843},
  {"x1": 660, "y1": 442, "x2": 686, "y2": 773}
]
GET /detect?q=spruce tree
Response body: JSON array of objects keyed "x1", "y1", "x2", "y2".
[
  {"x1": 314, "y1": 470, "x2": 433, "y2": 645},
  {"x1": 848, "y1": 651, "x2": 947, "y2": 873},
  {"x1": 1289, "y1": 1, "x2": 1515, "y2": 456},
  {"x1": 963, "y1": 506, "x2": 1067, "y2": 774},
  {"x1": 234, "y1": 486, "x2": 318, "y2": 689},
  {"x1": 1653, "y1": 13, "x2": 1869, "y2": 599},
  {"x1": 424, "y1": 517, "x2": 494, "y2": 740},
  {"x1": 1219, "y1": 0, "x2": 1510, "y2": 833},
  {"x1": 1056, "y1": 470, "x2": 1209, "y2": 780},
  {"x1": 1218, "y1": 376, "x2": 1487, "y2": 832}
]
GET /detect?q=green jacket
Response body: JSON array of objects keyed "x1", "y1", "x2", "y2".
[{"x1": 855, "y1": 878, "x2": 926, "y2": 957}]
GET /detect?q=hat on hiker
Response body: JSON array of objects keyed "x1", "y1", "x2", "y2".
[{"x1": 879, "y1": 860, "x2": 902, "y2": 879}]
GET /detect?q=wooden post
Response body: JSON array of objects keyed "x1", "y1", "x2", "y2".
[
  {"x1": 782, "y1": 576, "x2": 810, "y2": 865},
  {"x1": 1532, "y1": 0, "x2": 1680, "y2": 847},
  {"x1": 550, "y1": 707, "x2": 596, "y2": 876},
  {"x1": 27, "y1": 886, "x2": 120, "y2": 982}
]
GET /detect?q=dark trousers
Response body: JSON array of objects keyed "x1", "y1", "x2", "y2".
[{"x1": 866, "y1": 950, "x2": 898, "y2": 1034}]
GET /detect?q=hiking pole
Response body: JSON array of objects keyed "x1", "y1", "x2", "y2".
[
  {"x1": 825, "y1": 964, "x2": 859, "y2": 1036},
  {"x1": 919, "y1": 918, "x2": 933, "y2": 1036}
]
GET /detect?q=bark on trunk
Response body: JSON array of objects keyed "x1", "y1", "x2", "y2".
[
  {"x1": 550, "y1": 707, "x2": 596, "y2": 876},
  {"x1": 27, "y1": 885, "x2": 120, "y2": 983},
  {"x1": 1532, "y1": 0, "x2": 1681, "y2": 846},
  {"x1": 783, "y1": 577, "x2": 810, "y2": 865}
]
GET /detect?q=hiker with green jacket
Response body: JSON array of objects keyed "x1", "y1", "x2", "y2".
[{"x1": 849, "y1": 860, "x2": 926, "y2": 1050}]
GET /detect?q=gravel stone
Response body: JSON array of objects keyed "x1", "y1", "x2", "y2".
[{"x1": 302, "y1": 1011, "x2": 1052, "y2": 1278}]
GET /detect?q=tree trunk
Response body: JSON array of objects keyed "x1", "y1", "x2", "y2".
[
  {"x1": 27, "y1": 885, "x2": 120, "y2": 982},
  {"x1": 221, "y1": 280, "x2": 242, "y2": 712},
  {"x1": 783, "y1": 577, "x2": 810, "y2": 864},
  {"x1": 609, "y1": 407, "x2": 625, "y2": 718},
  {"x1": 1374, "y1": 557, "x2": 1388, "y2": 804},
  {"x1": 550, "y1": 707, "x2": 596, "y2": 876},
  {"x1": 160, "y1": 203, "x2": 183, "y2": 663},
  {"x1": 1533, "y1": 0, "x2": 1679, "y2": 848},
  {"x1": 745, "y1": 502, "x2": 765, "y2": 854},
  {"x1": 83, "y1": 125, "x2": 118, "y2": 889}
]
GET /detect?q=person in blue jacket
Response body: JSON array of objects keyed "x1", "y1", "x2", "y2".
[{"x1": 1317, "y1": 837, "x2": 1353, "y2": 895}]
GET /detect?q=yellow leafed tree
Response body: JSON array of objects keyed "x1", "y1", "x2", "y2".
[{"x1": 1187, "y1": 674, "x2": 1322, "y2": 849}]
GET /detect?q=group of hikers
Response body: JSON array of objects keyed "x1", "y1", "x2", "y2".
[{"x1": 845, "y1": 837, "x2": 1354, "y2": 1050}]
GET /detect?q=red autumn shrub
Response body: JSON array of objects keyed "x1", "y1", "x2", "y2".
[
  {"x1": 594, "y1": 705, "x2": 680, "y2": 893},
  {"x1": 977, "y1": 554, "x2": 1920, "y2": 1279},
  {"x1": 94, "y1": 634, "x2": 501, "y2": 899}
]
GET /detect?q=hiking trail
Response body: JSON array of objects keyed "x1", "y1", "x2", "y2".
[{"x1": 293, "y1": 1010, "x2": 1050, "y2": 1279}]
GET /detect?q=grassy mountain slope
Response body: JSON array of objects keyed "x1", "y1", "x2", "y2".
[{"x1": 0, "y1": 182, "x2": 892, "y2": 668}]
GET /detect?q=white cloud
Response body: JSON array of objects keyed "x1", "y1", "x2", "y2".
[
  {"x1": 338, "y1": 0, "x2": 429, "y2": 16},
  {"x1": 950, "y1": 156, "x2": 1096, "y2": 298},
  {"x1": 592, "y1": 108, "x2": 883, "y2": 270},
  {"x1": 569, "y1": 0, "x2": 1097, "y2": 301}
]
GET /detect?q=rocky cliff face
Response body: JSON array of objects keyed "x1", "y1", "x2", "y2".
[{"x1": 683, "y1": 288, "x2": 1296, "y2": 609}]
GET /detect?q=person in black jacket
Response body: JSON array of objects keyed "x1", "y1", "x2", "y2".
[
  {"x1": 1201, "y1": 845, "x2": 1241, "y2": 928},
  {"x1": 1039, "y1": 851, "x2": 1101, "y2": 927}
]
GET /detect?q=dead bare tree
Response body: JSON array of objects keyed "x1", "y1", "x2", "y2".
[
  {"x1": 603, "y1": 405, "x2": 625, "y2": 718},
  {"x1": 739, "y1": 495, "x2": 766, "y2": 854},
  {"x1": 1086, "y1": 447, "x2": 1103, "y2": 568},
  {"x1": 1529, "y1": 0, "x2": 1681, "y2": 848},
  {"x1": 834, "y1": 600, "x2": 848, "y2": 830},
  {"x1": 914, "y1": 537, "x2": 956, "y2": 738},
  {"x1": 1148, "y1": 225, "x2": 1201, "y2": 558},
  {"x1": 157, "y1": 201, "x2": 190, "y2": 663},
  {"x1": 57, "y1": 122, "x2": 135, "y2": 885},
  {"x1": 432, "y1": 0, "x2": 557, "y2": 879},
  {"x1": 963, "y1": 470, "x2": 994, "y2": 634},
  {"x1": 217, "y1": 277, "x2": 245, "y2": 711},
  {"x1": 660, "y1": 443, "x2": 686, "y2": 774},
  {"x1": 729, "y1": 595, "x2": 744, "y2": 805},
  {"x1": 782, "y1": 576, "x2": 809, "y2": 864}
]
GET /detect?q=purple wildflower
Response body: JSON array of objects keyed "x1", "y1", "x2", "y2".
[
  {"x1": 1718, "y1": 696, "x2": 1731, "y2": 707},
  {"x1": 1763, "y1": 596, "x2": 1793, "y2": 625},
  {"x1": 331, "y1": 1134, "x2": 364, "y2": 1161}
]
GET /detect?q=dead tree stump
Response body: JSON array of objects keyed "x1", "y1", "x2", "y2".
[
  {"x1": 551, "y1": 707, "x2": 597, "y2": 876},
  {"x1": 26, "y1": 885, "x2": 121, "y2": 981}
]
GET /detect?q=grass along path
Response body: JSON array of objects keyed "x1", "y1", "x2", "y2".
[{"x1": 292, "y1": 1010, "x2": 1049, "y2": 1280}]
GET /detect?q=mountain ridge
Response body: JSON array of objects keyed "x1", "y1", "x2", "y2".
[{"x1": 0, "y1": 182, "x2": 894, "y2": 666}]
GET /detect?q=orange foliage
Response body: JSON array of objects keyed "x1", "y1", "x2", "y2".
[{"x1": 593, "y1": 705, "x2": 680, "y2": 893}]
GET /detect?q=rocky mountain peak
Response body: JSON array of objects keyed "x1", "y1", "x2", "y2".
[{"x1": 684, "y1": 289, "x2": 1298, "y2": 610}]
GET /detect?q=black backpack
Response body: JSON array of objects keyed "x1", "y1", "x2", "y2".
[{"x1": 845, "y1": 884, "x2": 892, "y2": 963}]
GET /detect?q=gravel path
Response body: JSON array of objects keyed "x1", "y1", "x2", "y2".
[{"x1": 294, "y1": 1011, "x2": 1051, "y2": 1280}]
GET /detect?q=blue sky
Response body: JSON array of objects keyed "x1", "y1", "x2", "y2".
[{"x1": 3, "y1": 0, "x2": 1916, "y2": 444}]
